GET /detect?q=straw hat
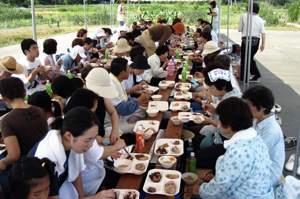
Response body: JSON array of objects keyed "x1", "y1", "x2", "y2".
[
  {"x1": 86, "y1": 68, "x2": 118, "y2": 99},
  {"x1": 146, "y1": 17, "x2": 151, "y2": 21},
  {"x1": 202, "y1": 41, "x2": 220, "y2": 55},
  {"x1": 113, "y1": 38, "x2": 132, "y2": 54},
  {"x1": 0, "y1": 56, "x2": 23, "y2": 74}
]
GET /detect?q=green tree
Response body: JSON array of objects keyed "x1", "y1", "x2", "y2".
[{"x1": 288, "y1": 0, "x2": 300, "y2": 22}]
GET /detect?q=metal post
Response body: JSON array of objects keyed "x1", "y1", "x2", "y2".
[
  {"x1": 247, "y1": 0, "x2": 253, "y2": 89},
  {"x1": 243, "y1": 0, "x2": 252, "y2": 90},
  {"x1": 127, "y1": 0, "x2": 129, "y2": 24},
  {"x1": 218, "y1": 0, "x2": 221, "y2": 45},
  {"x1": 293, "y1": 126, "x2": 300, "y2": 177},
  {"x1": 227, "y1": 0, "x2": 229, "y2": 53},
  {"x1": 84, "y1": 0, "x2": 87, "y2": 29},
  {"x1": 31, "y1": 0, "x2": 37, "y2": 41}
]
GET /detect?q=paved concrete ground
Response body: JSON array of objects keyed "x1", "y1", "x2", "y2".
[{"x1": 1, "y1": 28, "x2": 300, "y2": 176}]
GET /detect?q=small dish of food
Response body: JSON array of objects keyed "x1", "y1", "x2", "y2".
[
  {"x1": 146, "y1": 109, "x2": 159, "y2": 117},
  {"x1": 151, "y1": 95, "x2": 162, "y2": 101},
  {"x1": 113, "y1": 159, "x2": 132, "y2": 172},
  {"x1": 158, "y1": 156, "x2": 176, "y2": 169},
  {"x1": 171, "y1": 116, "x2": 182, "y2": 126},
  {"x1": 182, "y1": 172, "x2": 198, "y2": 185}
]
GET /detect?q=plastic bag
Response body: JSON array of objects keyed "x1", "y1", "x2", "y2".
[{"x1": 274, "y1": 175, "x2": 300, "y2": 199}]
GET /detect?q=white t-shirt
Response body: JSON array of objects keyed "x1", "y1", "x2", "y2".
[
  {"x1": 82, "y1": 140, "x2": 105, "y2": 196},
  {"x1": 238, "y1": 13, "x2": 265, "y2": 38},
  {"x1": 117, "y1": 5, "x2": 125, "y2": 21},
  {"x1": 213, "y1": 7, "x2": 219, "y2": 22},
  {"x1": 14, "y1": 56, "x2": 46, "y2": 96},
  {"x1": 122, "y1": 73, "x2": 134, "y2": 98}
]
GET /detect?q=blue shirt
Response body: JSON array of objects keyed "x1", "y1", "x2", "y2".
[
  {"x1": 253, "y1": 115, "x2": 285, "y2": 187},
  {"x1": 199, "y1": 134, "x2": 274, "y2": 198},
  {"x1": 61, "y1": 53, "x2": 80, "y2": 74}
]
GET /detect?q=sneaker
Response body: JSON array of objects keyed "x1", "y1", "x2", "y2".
[
  {"x1": 285, "y1": 154, "x2": 295, "y2": 171},
  {"x1": 249, "y1": 78, "x2": 259, "y2": 83},
  {"x1": 275, "y1": 115, "x2": 282, "y2": 125},
  {"x1": 271, "y1": 106, "x2": 276, "y2": 113},
  {"x1": 274, "y1": 103, "x2": 282, "y2": 113},
  {"x1": 285, "y1": 137, "x2": 297, "y2": 150}
]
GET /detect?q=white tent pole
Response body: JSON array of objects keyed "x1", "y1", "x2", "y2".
[
  {"x1": 31, "y1": 0, "x2": 37, "y2": 41},
  {"x1": 218, "y1": 0, "x2": 221, "y2": 45},
  {"x1": 243, "y1": 0, "x2": 252, "y2": 90},
  {"x1": 247, "y1": 0, "x2": 253, "y2": 89},
  {"x1": 127, "y1": 0, "x2": 129, "y2": 24},
  {"x1": 84, "y1": 0, "x2": 87, "y2": 29},
  {"x1": 227, "y1": 0, "x2": 229, "y2": 52}
]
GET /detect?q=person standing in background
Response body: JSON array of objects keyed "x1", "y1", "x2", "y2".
[
  {"x1": 238, "y1": 3, "x2": 265, "y2": 82},
  {"x1": 117, "y1": 0, "x2": 126, "y2": 27},
  {"x1": 209, "y1": 1, "x2": 219, "y2": 34}
]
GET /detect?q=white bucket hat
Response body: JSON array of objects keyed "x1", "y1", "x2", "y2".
[
  {"x1": 70, "y1": 45, "x2": 87, "y2": 60},
  {"x1": 113, "y1": 38, "x2": 132, "y2": 54},
  {"x1": 96, "y1": 29, "x2": 106, "y2": 37},
  {"x1": 85, "y1": 68, "x2": 118, "y2": 99},
  {"x1": 202, "y1": 41, "x2": 221, "y2": 55},
  {"x1": 120, "y1": 26, "x2": 129, "y2": 32}
]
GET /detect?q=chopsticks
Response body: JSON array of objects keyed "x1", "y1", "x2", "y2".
[{"x1": 124, "y1": 148, "x2": 132, "y2": 159}]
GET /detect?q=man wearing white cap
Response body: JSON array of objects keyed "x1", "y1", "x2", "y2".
[
  {"x1": 61, "y1": 45, "x2": 86, "y2": 74},
  {"x1": 14, "y1": 39, "x2": 47, "y2": 96},
  {"x1": 111, "y1": 25, "x2": 129, "y2": 44},
  {"x1": 0, "y1": 56, "x2": 24, "y2": 116}
]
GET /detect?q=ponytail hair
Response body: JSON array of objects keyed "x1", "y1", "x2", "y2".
[
  {"x1": 51, "y1": 107, "x2": 100, "y2": 137},
  {"x1": 28, "y1": 91, "x2": 62, "y2": 117},
  {"x1": 9, "y1": 156, "x2": 55, "y2": 199}
]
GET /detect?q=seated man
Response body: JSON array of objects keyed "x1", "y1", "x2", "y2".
[
  {"x1": 109, "y1": 58, "x2": 150, "y2": 133},
  {"x1": 14, "y1": 38, "x2": 47, "y2": 96},
  {"x1": 0, "y1": 56, "x2": 24, "y2": 116},
  {"x1": 61, "y1": 45, "x2": 86, "y2": 74}
]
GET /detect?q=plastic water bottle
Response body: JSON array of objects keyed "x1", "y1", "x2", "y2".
[
  {"x1": 67, "y1": 70, "x2": 72, "y2": 79},
  {"x1": 186, "y1": 138, "x2": 193, "y2": 158},
  {"x1": 168, "y1": 60, "x2": 174, "y2": 76},
  {"x1": 172, "y1": 56, "x2": 175, "y2": 65},
  {"x1": 182, "y1": 69, "x2": 187, "y2": 82},
  {"x1": 175, "y1": 48, "x2": 179, "y2": 59},
  {"x1": 45, "y1": 80, "x2": 52, "y2": 97},
  {"x1": 189, "y1": 152, "x2": 197, "y2": 173},
  {"x1": 136, "y1": 126, "x2": 145, "y2": 153}
]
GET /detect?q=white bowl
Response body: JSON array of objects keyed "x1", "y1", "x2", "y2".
[
  {"x1": 144, "y1": 129, "x2": 154, "y2": 140},
  {"x1": 171, "y1": 116, "x2": 182, "y2": 125},
  {"x1": 158, "y1": 156, "x2": 177, "y2": 169},
  {"x1": 101, "y1": 59, "x2": 108, "y2": 64},
  {"x1": 90, "y1": 63, "x2": 99, "y2": 67},
  {"x1": 114, "y1": 159, "x2": 133, "y2": 172},
  {"x1": 152, "y1": 95, "x2": 162, "y2": 101},
  {"x1": 44, "y1": 65, "x2": 51, "y2": 72},
  {"x1": 182, "y1": 172, "x2": 198, "y2": 185},
  {"x1": 146, "y1": 109, "x2": 159, "y2": 117},
  {"x1": 159, "y1": 85, "x2": 168, "y2": 90},
  {"x1": 180, "y1": 87, "x2": 189, "y2": 92},
  {"x1": 180, "y1": 117, "x2": 190, "y2": 123}
]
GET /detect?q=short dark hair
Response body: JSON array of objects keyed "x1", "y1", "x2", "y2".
[
  {"x1": 156, "y1": 45, "x2": 169, "y2": 56},
  {"x1": 28, "y1": 91, "x2": 62, "y2": 117},
  {"x1": 172, "y1": 18, "x2": 181, "y2": 26},
  {"x1": 102, "y1": 28, "x2": 112, "y2": 35},
  {"x1": 139, "y1": 18, "x2": 145, "y2": 22},
  {"x1": 51, "y1": 107, "x2": 100, "y2": 137},
  {"x1": 215, "y1": 55, "x2": 231, "y2": 70},
  {"x1": 51, "y1": 75, "x2": 77, "y2": 98},
  {"x1": 9, "y1": 157, "x2": 55, "y2": 199},
  {"x1": 110, "y1": 58, "x2": 128, "y2": 77},
  {"x1": 210, "y1": 1, "x2": 216, "y2": 8},
  {"x1": 161, "y1": 19, "x2": 167, "y2": 24},
  {"x1": 196, "y1": 28, "x2": 202, "y2": 34},
  {"x1": 83, "y1": 37, "x2": 93, "y2": 45},
  {"x1": 64, "y1": 88, "x2": 99, "y2": 114},
  {"x1": 76, "y1": 28, "x2": 87, "y2": 38},
  {"x1": 216, "y1": 97, "x2": 253, "y2": 132},
  {"x1": 21, "y1": 38, "x2": 37, "y2": 55},
  {"x1": 80, "y1": 66, "x2": 93, "y2": 81},
  {"x1": 200, "y1": 31, "x2": 212, "y2": 41},
  {"x1": 242, "y1": 86, "x2": 274, "y2": 115},
  {"x1": 132, "y1": 29, "x2": 141, "y2": 38},
  {"x1": 130, "y1": 45, "x2": 145, "y2": 60},
  {"x1": 125, "y1": 32, "x2": 135, "y2": 41},
  {"x1": 197, "y1": 18, "x2": 205, "y2": 23},
  {"x1": 253, "y1": 3, "x2": 259, "y2": 14},
  {"x1": 71, "y1": 38, "x2": 84, "y2": 48},
  {"x1": 203, "y1": 54, "x2": 217, "y2": 66},
  {"x1": 43, "y1": 38, "x2": 57, "y2": 55},
  {"x1": 0, "y1": 77, "x2": 24, "y2": 100},
  {"x1": 70, "y1": 77, "x2": 84, "y2": 88},
  {"x1": 203, "y1": 61, "x2": 233, "y2": 92}
]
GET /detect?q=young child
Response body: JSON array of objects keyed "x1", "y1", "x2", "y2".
[{"x1": 9, "y1": 156, "x2": 55, "y2": 199}]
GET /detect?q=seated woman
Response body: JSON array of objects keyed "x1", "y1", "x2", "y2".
[
  {"x1": 28, "y1": 107, "x2": 125, "y2": 199},
  {"x1": 190, "y1": 62, "x2": 242, "y2": 168},
  {"x1": 42, "y1": 38, "x2": 65, "y2": 82},
  {"x1": 63, "y1": 88, "x2": 124, "y2": 196},
  {"x1": 243, "y1": 86, "x2": 285, "y2": 187},
  {"x1": 113, "y1": 38, "x2": 132, "y2": 59},
  {"x1": 28, "y1": 91, "x2": 62, "y2": 128},
  {"x1": 142, "y1": 45, "x2": 169, "y2": 87},
  {"x1": 0, "y1": 77, "x2": 48, "y2": 198},
  {"x1": 9, "y1": 156, "x2": 55, "y2": 199},
  {"x1": 192, "y1": 97, "x2": 274, "y2": 198},
  {"x1": 51, "y1": 75, "x2": 78, "y2": 105},
  {"x1": 91, "y1": 28, "x2": 107, "y2": 56},
  {"x1": 122, "y1": 55, "x2": 150, "y2": 98}
]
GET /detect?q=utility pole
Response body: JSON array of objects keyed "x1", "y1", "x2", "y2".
[
  {"x1": 84, "y1": 0, "x2": 87, "y2": 29},
  {"x1": 31, "y1": 0, "x2": 37, "y2": 41}
]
